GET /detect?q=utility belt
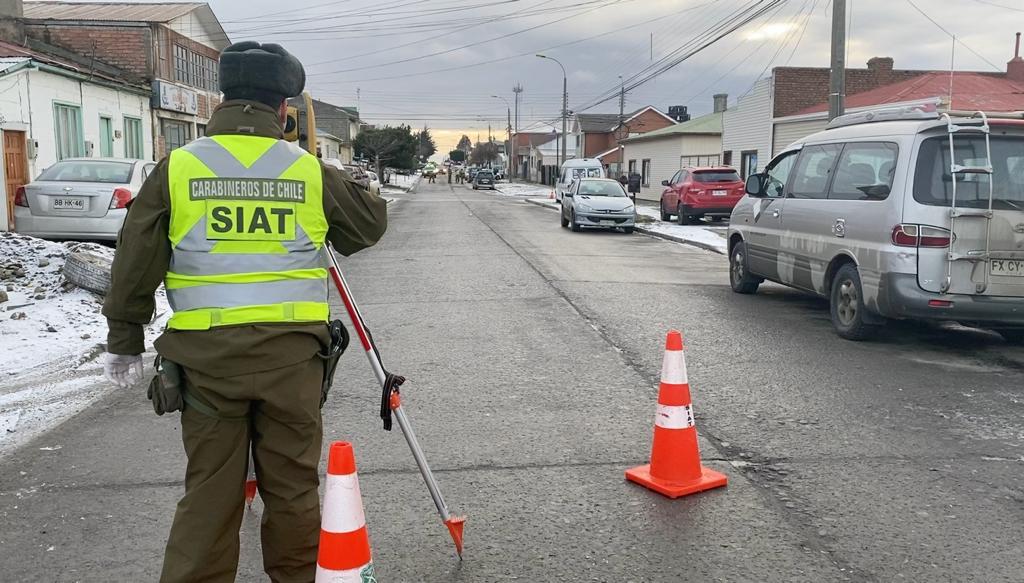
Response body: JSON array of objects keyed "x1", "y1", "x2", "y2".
[{"x1": 146, "y1": 320, "x2": 350, "y2": 417}]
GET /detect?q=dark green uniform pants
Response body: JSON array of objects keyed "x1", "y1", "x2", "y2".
[{"x1": 160, "y1": 358, "x2": 324, "y2": 583}]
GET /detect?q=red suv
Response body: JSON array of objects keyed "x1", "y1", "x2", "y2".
[{"x1": 659, "y1": 167, "x2": 744, "y2": 224}]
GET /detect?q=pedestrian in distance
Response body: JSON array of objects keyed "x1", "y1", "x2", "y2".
[
  {"x1": 101, "y1": 41, "x2": 388, "y2": 583},
  {"x1": 627, "y1": 171, "x2": 642, "y2": 202}
]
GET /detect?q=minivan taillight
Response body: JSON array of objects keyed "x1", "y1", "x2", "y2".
[
  {"x1": 109, "y1": 187, "x2": 132, "y2": 209},
  {"x1": 14, "y1": 186, "x2": 28, "y2": 207},
  {"x1": 891, "y1": 224, "x2": 953, "y2": 248}
]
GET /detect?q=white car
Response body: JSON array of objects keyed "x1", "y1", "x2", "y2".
[
  {"x1": 14, "y1": 158, "x2": 155, "y2": 241},
  {"x1": 365, "y1": 171, "x2": 382, "y2": 196}
]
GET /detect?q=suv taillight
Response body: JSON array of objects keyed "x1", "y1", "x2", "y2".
[
  {"x1": 14, "y1": 186, "x2": 28, "y2": 207},
  {"x1": 891, "y1": 224, "x2": 953, "y2": 248},
  {"x1": 109, "y1": 187, "x2": 132, "y2": 209}
]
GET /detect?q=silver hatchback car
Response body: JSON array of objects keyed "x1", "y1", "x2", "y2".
[
  {"x1": 14, "y1": 158, "x2": 155, "y2": 241},
  {"x1": 729, "y1": 105, "x2": 1024, "y2": 341},
  {"x1": 560, "y1": 178, "x2": 636, "y2": 233}
]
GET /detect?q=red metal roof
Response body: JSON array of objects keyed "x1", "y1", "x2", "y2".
[
  {"x1": 23, "y1": 1, "x2": 205, "y2": 22},
  {"x1": 792, "y1": 72, "x2": 1024, "y2": 116}
]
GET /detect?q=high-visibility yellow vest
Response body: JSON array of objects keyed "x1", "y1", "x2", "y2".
[{"x1": 164, "y1": 134, "x2": 329, "y2": 331}]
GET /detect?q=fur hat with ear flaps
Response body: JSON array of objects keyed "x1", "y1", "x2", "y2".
[{"x1": 219, "y1": 41, "x2": 306, "y2": 101}]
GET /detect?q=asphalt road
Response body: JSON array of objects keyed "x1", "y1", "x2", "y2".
[{"x1": 1, "y1": 178, "x2": 1023, "y2": 582}]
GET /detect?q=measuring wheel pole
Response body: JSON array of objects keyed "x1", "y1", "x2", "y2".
[{"x1": 326, "y1": 248, "x2": 466, "y2": 558}]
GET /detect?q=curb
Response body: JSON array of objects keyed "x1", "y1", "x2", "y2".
[{"x1": 525, "y1": 198, "x2": 725, "y2": 255}]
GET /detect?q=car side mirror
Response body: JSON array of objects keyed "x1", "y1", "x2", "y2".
[
  {"x1": 661, "y1": 179, "x2": 670, "y2": 186},
  {"x1": 564, "y1": 192, "x2": 573, "y2": 198},
  {"x1": 745, "y1": 173, "x2": 767, "y2": 197}
]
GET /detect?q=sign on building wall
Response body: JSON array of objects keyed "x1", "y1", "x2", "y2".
[{"x1": 152, "y1": 81, "x2": 198, "y2": 115}]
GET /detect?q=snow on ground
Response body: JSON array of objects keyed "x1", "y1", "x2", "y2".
[
  {"x1": 524, "y1": 198, "x2": 729, "y2": 254},
  {"x1": 0, "y1": 232, "x2": 169, "y2": 457},
  {"x1": 492, "y1": 182, "x2": 554, "y2": 198},
  {"x1": 384, "y1": 173, "x2": 420, "y2": 193},
  {"x1": 634, "y1": 205, "x2": 729, "y2": 254}
]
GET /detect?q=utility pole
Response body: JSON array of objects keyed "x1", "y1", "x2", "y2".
[
  {"x1": 828, "y1": 0, "x2": 847, "y2": 121},
  {"x1": 513, "y1": 83, "x2": 523, "y2": 180},
  {"x1": 506, "y1": 106, "x2": 512, "y2": 181},
  {"x1": 561, "y1": 74, "x2": 568, "y2": 167},
  {"x1": 618, "y1": 77, "x2": 626, "y2": 178}
]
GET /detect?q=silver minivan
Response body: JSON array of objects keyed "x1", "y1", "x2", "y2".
[{"x1": 728, "y1": 105, "x2": 1024, "y2": 341}]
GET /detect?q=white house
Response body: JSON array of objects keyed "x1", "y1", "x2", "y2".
[
  {"x1": 0, "y1": 40, "x2": 152, "y2": 231},
  {"x1": 721, "y1": 78, "x2": 774, "y2": 180},
  {"x1": 620, "y1": 109, "x2": 725, "y2": 202}
]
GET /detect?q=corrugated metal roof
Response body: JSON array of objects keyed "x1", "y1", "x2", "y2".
[
  {"x1": 0, "y1": 56, "x2": 30, "y2": 73},
  {"x1": 576, "y1": 113, "x2": 622, "y2": 133},
  {"x1": 23, "y1": 1, "x2": 205, "y2": 22},
  {"x1": 793, "y1": 72, "x2": 1024, "y2": 115},
  {"x1": 619, "y1": 111, "x2": 723, "y2": 143}
]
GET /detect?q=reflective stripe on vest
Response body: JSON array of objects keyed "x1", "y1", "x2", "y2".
[{"x1": 165, "y1": 135, "x2": 329, "y2": 331}]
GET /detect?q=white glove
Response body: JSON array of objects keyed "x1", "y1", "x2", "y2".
[{"x1": 104, "y1": 353, "x2": 144, "y2": 388}]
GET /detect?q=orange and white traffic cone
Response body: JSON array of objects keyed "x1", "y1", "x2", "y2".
[
  {"x1": 244, "y1": 450, "x2": 258, "y2": 509},
  {"x1": 548, "y1": 189, "x2": 555, "y2": 199},
  {"x1": 316, "y1": 442, "x2": 375, "y2": 583},
  {"x1": 626, "y1": 330, "x2": 727, "y2": 498}
]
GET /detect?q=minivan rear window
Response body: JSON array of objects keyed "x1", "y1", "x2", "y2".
[
  {"x1": 693, "y1": 170, "x2": 740, "y2": 183},
  {"x1": 38, "y1": 160, "x2": 133, "y2": 183},
  {"x1": 914, "y1": 135, "x2": 1024, "y2": 211}
]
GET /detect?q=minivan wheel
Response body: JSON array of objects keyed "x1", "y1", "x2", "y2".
[
  {"x1": 830, "y1": 264, "x2": 880, "y2": 340},
  {"x1": 560, "y1": 210, "x2": 569, "y2": 228},
  {"x1": 570, "y1": 210, "x2": 581, "y2": 232},
  {"x1": 729, "y1": 241, "x2": 760, "y2": 294},
  {"x1": 676, "y1": 205, "x2": 691, "y2": 225},
  {"x1": 660, "y1": 202, "x2": 671, "y2": 221}
]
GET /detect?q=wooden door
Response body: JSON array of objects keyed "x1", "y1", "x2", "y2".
[{"x1": 3, "y1": 131, "x2": 29, "y2": 231}]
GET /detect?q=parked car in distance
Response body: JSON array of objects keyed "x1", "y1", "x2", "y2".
[
  {"x1": 421, "y1": 163, "x2": 438, "y2": 177},
  {"x1": 14, "y1": 158, "x2": 154, "y2": 241},
  {"x1": 365, "y1": 171, "x2": 382, "y2": 196},
  {"x1": 556, "y1": 158, "x2": 605, "y2": 202},
  {"x1": 467, "y1": 167, "x2": 480, "y2": 183},
  {"x1": 472, "y1": 170, "x2": 496, "y2": 190},
  {"x1": 560, "y1": 178, "x2": 635, "y2": 233},
  {"x1": 728, "y1": 105, "x2": 1024, "y2": 342},
  {"x1": 491, "y1": 168, "x2": 504, "y2": 181},
  {"x1": 660, "y1": 167, "x2": 744, "y2": 224}
]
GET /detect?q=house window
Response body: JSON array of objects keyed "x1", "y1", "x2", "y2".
[
  {"x1": 641, "y1": 159, "x2": 651, "y2": 187},
  {"x1": 196, "y1": 124, "x2": 207, "y2": 138},
  {"x1": 628, "y1": 159, "x2": 636, "y2": 175},
  {"x1": 53, "y1": 103, "x2": 84, "y2": 160},
  {"x1": 722, "y1": 151, "x2": 733, "y2": 166},
  {"x1": 162, "y1": 118, "x2": 191, "y2": 152},
  {"x1": 740, "y1": 150, "x2": 759, "y2": 178},
  {"x1": 174, "y1": 44, "x2": 189, "y2": 84},
  {"x1": 124, "y1": 116, "x2": 144, "y2": 158},
  {"x1": 680, "y1": 155, "x2": 721, "y2": 167},
  {"x1": 174, "y1": 45, "x2": 218, "y2": 90}
]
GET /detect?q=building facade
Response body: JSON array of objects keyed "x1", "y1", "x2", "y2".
[
  {"x1": 0, "y1": 36, "x2": 151, "y2": 230},
  {"x1": 620, "y1": 109, "x2": 725, "y2": 202},
  {"x1": 572, "y1": 106, "x2": 677, "y2": 177},
  {"x1": 21, "y1": 1, "x2": 231, "y2": 159}
]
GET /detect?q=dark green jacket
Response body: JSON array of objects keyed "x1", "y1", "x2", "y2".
[{"x1": 103, "y1": 100, "x2": 387, "y2": 376}]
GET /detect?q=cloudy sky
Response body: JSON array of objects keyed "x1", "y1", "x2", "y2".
[{"x1": 201, "y1": 0, "x2": 1023, "y2": 154}]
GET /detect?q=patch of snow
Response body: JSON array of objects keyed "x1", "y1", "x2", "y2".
[
  {"x1": 492, "y1": 182, "x2": 554, "y2": 198},
  {"x1": 0, "y1": 232, "x2": 169, "y2": 457},
  {"x1": 635, "y1": 206, "x2": 728, "y2": 254}
]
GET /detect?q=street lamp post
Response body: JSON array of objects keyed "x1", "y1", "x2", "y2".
[
  {"x1": 491, "y1": 95, "x2": 513, "y2": 183},
  {"x1": 536, "y1": 54, "x2": 568, "y2": 184}
]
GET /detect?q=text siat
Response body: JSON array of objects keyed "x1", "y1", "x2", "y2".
[{"x1": 206, "y1": 204, "x2": 297, "y2": 241}]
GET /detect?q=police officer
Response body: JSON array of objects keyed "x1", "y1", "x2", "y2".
[{"x1": 101, "y1": 42, "x2": 388, "y2": 582}]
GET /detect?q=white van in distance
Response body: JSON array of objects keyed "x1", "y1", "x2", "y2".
[{"x1": 556, "y1": 158, "x2": 605, "y2": 202}]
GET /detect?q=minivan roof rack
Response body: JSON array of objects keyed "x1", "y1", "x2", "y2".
[
  {"x1": 827, "y1": 100, "x2": 1024, "y2": 130},
  {"x1": 826, "y1": 102, "x2": 940, "y2": 129}
]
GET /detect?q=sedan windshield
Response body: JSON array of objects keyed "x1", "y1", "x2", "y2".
[
  {"x1": 694, "y1": 170, "x2": 741, "y2": 183},
  {"x1": 38, "y1": 160, "x2": 132, "y2": 183},
  {"x1": 578, "y1": 181, "x2": 627, "y2": 197}
]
